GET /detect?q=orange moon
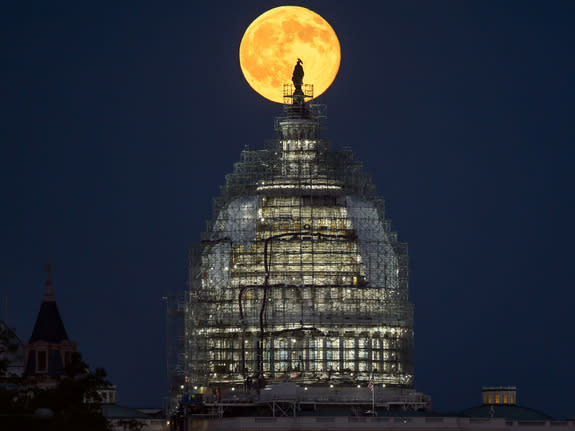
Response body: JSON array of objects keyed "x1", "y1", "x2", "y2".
[{"x1": 239, "y1": 6, "x2": 341, "y2": 104}]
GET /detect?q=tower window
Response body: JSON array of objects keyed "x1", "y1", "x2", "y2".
[{"x1": 37, "y1": 351, "x2": 47, "y2": 372}]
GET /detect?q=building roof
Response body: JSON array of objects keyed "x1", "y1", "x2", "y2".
[
  {"x1": 101, "y1": 404, "x2": 151, "y2": 419},
  {"x1": 0, "y1": 320, "x2": 24, "y2": 376},
  {"x1": 29, "y1": 301, "x2": 69, "y2": 343},
  {"x1": 460, "y1": 405, "x2": 552, "y2": 421},
  {"x1": 28, "y1": 266, "x2": 69, "y2": 344}
]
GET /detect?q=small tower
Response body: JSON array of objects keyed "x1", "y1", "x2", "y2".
[
  {"x1": 23, "y1": 265, "x2": 77, "y2": 386},
  {"x1": 482, "y1": 386, "x2": 517, "y2": 405}
]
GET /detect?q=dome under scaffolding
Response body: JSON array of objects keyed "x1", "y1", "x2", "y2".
[{"x1": 183, "y1": 85, "x2": 415, "y2": 393}]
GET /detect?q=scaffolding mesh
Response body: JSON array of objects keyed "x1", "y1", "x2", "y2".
[{"x1": 185, "y1": 103, "x2": 414, "y2": 391}]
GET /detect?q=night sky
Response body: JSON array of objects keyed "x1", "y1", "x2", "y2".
[{"x1": 3, "y1": 1, "x2": 574, "y2": 418}]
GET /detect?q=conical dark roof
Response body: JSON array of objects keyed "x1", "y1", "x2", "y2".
[
  {"x1": 28, "y1": 266, "x2": 69, "y2": 343},
  {"x1": 29, "y1": 301, "x2": 69, "y2": 343}
]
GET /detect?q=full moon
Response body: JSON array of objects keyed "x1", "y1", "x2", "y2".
[{"x1": 239, "y1": 6, "x2": 341, "y2": 104}]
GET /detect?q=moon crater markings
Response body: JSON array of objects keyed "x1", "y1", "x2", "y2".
[{"x1": 239, "y1": 6, "x2": 341, "y2": 104}]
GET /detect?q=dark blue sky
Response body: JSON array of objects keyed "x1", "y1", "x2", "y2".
[{"x1": 2, "y1": 1, "x2": 574, "y2": 417}]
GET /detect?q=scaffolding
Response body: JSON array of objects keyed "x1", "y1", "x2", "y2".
[{"x1": 184, "y1": 94, "x2": 414, "y2": 395}]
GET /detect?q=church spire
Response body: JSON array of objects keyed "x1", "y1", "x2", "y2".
[
  {"x1": 28, "y1": 264, "x2": 69, "y2": 343},
  {"x1": 43, "y1": 262, "x2": 55, "y2": 302}
]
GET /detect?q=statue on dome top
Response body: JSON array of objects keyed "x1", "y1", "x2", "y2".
[{"x1": 292, "y1": 58, "x2": 304, "y2": 98}]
